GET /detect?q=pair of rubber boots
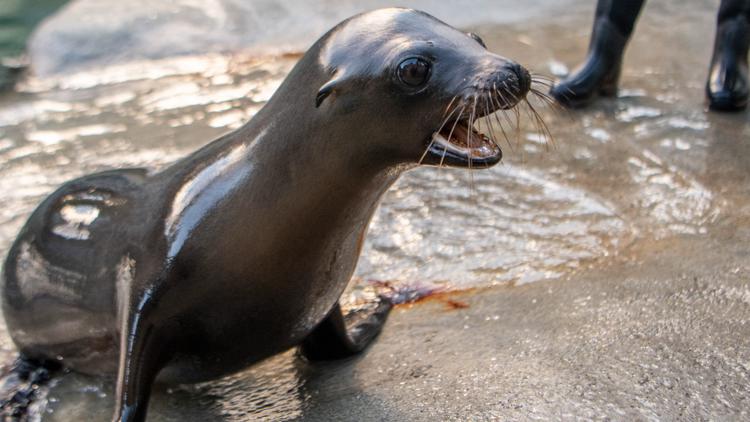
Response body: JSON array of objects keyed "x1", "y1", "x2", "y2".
[{"x1": 551, "y1": 7, "x2": 750, "y2": 111}]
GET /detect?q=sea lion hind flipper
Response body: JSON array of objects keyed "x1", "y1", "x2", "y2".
[
  {"x1": 0, "y1": 356, "x2": 61, "y2": 419},
  {"x1": 298, "y1": 297, "x2": 393, "y2": 361}
]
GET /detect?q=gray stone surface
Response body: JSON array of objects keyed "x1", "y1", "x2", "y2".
[{"x1": 290, "y1": 232, "x2": 750, "y2": 421}]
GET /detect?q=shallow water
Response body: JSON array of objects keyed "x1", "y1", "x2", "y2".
[{"x1": 1, "y1": 0, "x2": 748, "y2": 420}]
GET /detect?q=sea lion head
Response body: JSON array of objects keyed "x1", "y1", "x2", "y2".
[{"x1": 309, "y1": 8, "x2": 533, "y2": 168}]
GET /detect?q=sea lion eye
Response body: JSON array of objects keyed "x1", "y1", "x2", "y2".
[
  {"x1": 397, "y1": 57, "x2": 431, "y2": 87},
  {"x1": 468, "y1": 32, "x2": 487, "y2": 49}
]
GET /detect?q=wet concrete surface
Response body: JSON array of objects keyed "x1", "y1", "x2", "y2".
[
  {"x1": 0, "y1": 0, "x2": 749, "y2": 420},
  {"x1": 34, "y1": 232, "x2": 750, "y2": 421},
  {"x1": 295, "y1": 234, "x2": 750, "y2": 421}
]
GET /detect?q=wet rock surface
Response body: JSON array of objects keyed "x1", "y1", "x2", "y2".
[{"x1": 0, "y1": 0, "x2": 748, "y2": 420}]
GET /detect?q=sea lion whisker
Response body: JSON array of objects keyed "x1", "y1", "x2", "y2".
[
  {"x1": 512, "y1": 102, "x2": 522, "y2": 152},
  {"x1": 466, "y1": 95, "x2": 478, "y2": 193},
  {"x1": 483, "y1": 92, "x2": 499, "y2": 146},
  {"x1": 439, "y1": 105, "x2": 466, "y2": 168},
  {"x1": 487, "y1": 90, "x2": 514, "y2": 155},
  {"x1": 419, "y1": 102, "x2": 463, "y2": 165},
  {"x1": 530, "y1": 71, "x2": 554, "y2": 80},
  {"x1": 473, "y1": 96, "x2": 491, "y2": 172},
  {"x1": 487, "y1": 94, "x2": 505, "y2": 141},
  {"x1": 487, "y1": 83, "x2": 512, "y2": 151},
  {"x1": 530, "y1": 79, "x2": 554, "y2": 87},
  {"x1": 440, "y1": 99, "x2": 464, "y2": 132},
  {"x1": 486, "y1": 89, "x2": 511, "y2": 152},
  {"x1": 530, "y1": 74, "x2": 556, "y2": 88},
  {"x1": 529, "y1": 89, "x2": 567, "y2": 119},
  {"x1": 511, "y1": 104, "x2": 524, "y2": 129},
  {"x1": 495, "y1": 88, "x2": 518, "y2": 150},
  {"x1": 531, "y1": 79, "x2": 554, "y2": 85},
  {"x1": 495, "y1": 111, "x2": 514, "y2": 151},
  {"x1": 524, "y1": 98, "x2": 554, "y2": 149},
  {"x1": 528, "y1": 89, "x2": 560, "y2": 110},
  {"x1": 500, "y1": 80, "x2": 519, "y2": 105},
  {"x1": 532, "y1": 92, "x2": 569, "y2": 122},
  {"x1": 482, "y1": 93, "x2": 500, "y2": 150},
  {"x1": 493, "y1": 86, "x2": 521, "y2": 149},
  {"x1": 495, "y1": 82, "x2": 516, "y2": 113},
  {"x1": 530, "y1": 75, "x2": 555, "y2": 85},
  {"x1": 529, "y1": 86, "x2": 556, "y2": 102},
  {"x1": 530, "y1": 88, "x2": 556, "y2": 104},
  {"x1": 527, "y1": 99, "x2": 554, "y2": 145},
  {"x1": 467, "y1": 95, "x2": 477, "y2": 168},
  {"x1": 491, "y1": 102, "x2": 514, "y2": 152},
  {"x1": 441, "y1": 95, "x2": 459, "y2": 119},
  {"x1": 489, "y1": 83, "x2": 506, "y2": 110},
  {"x1": 490, "y1": 82, "x2": 513, "y2": 117},
  {"x1": 491, "y1": 85, "x2": 511, "y2": 114},
  {"x1": 520, "y1": 101, "x2": 540, "y2": 147}
]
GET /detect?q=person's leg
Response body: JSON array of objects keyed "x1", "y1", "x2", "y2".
[
  {"x1": 550, "y1": 0, "x2": 646, "y2": 108},
  {"x1": 706, "y1": 0, "x2": 750, "y2": 111}
]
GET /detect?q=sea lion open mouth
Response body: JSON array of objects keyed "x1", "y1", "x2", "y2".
[
  {"x1": 428, "y1": 117, "x2": 503, "y2": 167},
  {"x1": 423, "y1": 93, "x2": 516, "y2": 167},
  {"x1": 419, "y1": 60, "x2": 546, "y2": 168},
  {"x1": 422, "y1": 70, "x2": 553, "y2": 168}
]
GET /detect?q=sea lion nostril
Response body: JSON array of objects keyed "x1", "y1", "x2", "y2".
[
  {"x1": 490, "y1": 62, "x2": 531, "y2": 106},
  {"x1": 510, "y1": 63, "x2": 532, "y2": 96}
]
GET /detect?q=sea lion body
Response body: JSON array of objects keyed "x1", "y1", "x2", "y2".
[
  {"x1": 2, "y1": 8, "x2": 531, "y2": 421},
  {"x1": 3, "y1": 127, "x2": 392, "y2": 383}
]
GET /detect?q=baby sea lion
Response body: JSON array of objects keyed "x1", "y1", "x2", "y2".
[{"x1": 1, "y1": 8, "x2": 531, "y2": 422}]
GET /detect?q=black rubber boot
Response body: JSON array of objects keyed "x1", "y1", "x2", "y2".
[
  {"x1": 550, "y1": 0, "x2": 646, "y2": 108},
  {"x1": 706, "y1": 0, "x2": 750, "y2": 111}
]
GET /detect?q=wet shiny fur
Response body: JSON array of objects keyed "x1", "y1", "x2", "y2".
[{"x1": 1, "y1": 8, "x2": 530, "y2": 422}]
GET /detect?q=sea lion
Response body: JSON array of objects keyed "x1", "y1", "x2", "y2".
[{"x1": 1, "y1": 8, "x2": 531, "y2": 422}]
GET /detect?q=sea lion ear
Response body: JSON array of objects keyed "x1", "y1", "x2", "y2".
[{"x1": 315, "y1": 77, "x2": 339, "y2": 108}]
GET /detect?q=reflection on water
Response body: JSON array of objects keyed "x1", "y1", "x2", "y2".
[
  {"x1": 43, "y1": 352, "x2": 310, "y2": 422},
  {"x1": 357, "y1": 164, "x2": 627, "y2": 287},
  {"x1": 0, "y1": 0, "x2": 748, "y2": 418}
]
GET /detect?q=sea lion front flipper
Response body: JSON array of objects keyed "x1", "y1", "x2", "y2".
[
  {"x1": 299, "y1": 297, "x2": 392, "y2": 361},
  {"x1": 112, "y1": 295, "x2": 176, "y2": 422}
]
